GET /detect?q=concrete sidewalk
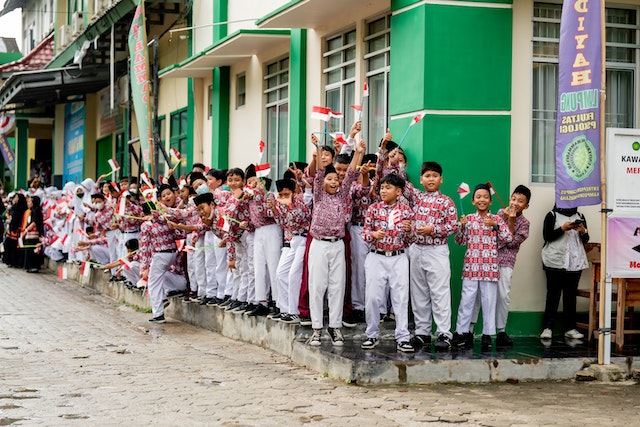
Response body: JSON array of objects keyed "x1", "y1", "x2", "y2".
[{"x1": 50, "y1": 260, "x2": 640, "y2": 385}]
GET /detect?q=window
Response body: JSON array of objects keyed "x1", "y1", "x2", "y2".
[
  {"x1": 532, "y1": 3, "x2": 638, "y2": 183},
  {"x1": 170, "y1": 109, "x2": 188, "y2": 177},
  {"x1": 115, "y1": 132, "x2": 126, "y2": 176},
  {"x1": 237, "y1": 73, "x2": 246, "y2": 108},
  {"x1": 264, "y1": 57, "x2": 289, "y2": 179},
  {"x1": 365, "y1": 15, "x2": 391, "y2": 152},
  {"x1": 323, "y1": 29, "x2": 356, "y2": 142},
  {"x1": 154, "y1": 116, "x2": 166, "y2": 178}
]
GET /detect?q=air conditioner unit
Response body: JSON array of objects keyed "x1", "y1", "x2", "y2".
[
  {"x1": 59, "y1": 25, "x2": 71, "y2": 48},
  {"x1": 72, "y1": 11, "x2": 84, "y2": 36}
]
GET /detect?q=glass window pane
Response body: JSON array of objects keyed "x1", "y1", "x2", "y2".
[
  {"x1": 180, "y1": 111, "x2": 188, "y2": 135},
  {"x1": 345, "y1": 63, "x2": 355, "y2": 79},
  {"x1": 368, "y1": 54, "x2": 386, "y2": 71},
  {"x1": 327, "y1": 52, "x2": 341, "y2": 68},
  {"x1": 368, "y1": 35, "x2": 387, "y2": 53},
  {"x1": 327, "y1": 69, "x2": 342, "y2": 84},
  {"x1": 267, "y1": 91, "x2": 278, "y2": 104},
  {"x1": 267, "y1": 76, "x2": 278, "y2": 89},
  {"x1": 606, "y1": 69, "x2": 634, "y2": 128},
  {"x1": 367, "y1": 73, "x2": 387, "y2": 153},
  {"x1": 368, "y1": 17, "x2": 386, "y2": 35},
  {"x1": 531, "y1": 62, "x2": 557, "y2": 183},
  {"x1": 345, "y1": 46, "x2": 356, "y2": 62},
  {"x1": 280, "y1": 87, "x2": 288, "y2": 100},
  {"x1": 277, "y1": 103, "x2": 289, "y2": 178},
  {"x1": 346, "y1": 30, "x2": 356, "y2": 45}
]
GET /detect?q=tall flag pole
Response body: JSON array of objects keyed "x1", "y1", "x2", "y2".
[{"x1": 128, "y1": 0, "x2": 155, "y2": 178}]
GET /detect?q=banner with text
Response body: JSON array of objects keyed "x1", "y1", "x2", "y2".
[
  {"x1": 606, "y1": 128, "x2": 640, "y2": 212},
  {"x1": 63, "y1": 102, "x2": 85, "y2": 184},
  {"x1": 0, "y1": 133, "x2": 15, "y2": 174},
  {"x1": 128, "y1": 0, "x2": 153, "y2": 173},
  {"x1": 555, "y1": 0, "x2": 603, "y2": 208},
  {"x1": 607, "y1": 216, "x2": 640, "y2": 277}
]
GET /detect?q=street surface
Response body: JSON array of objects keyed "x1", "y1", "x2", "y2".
[{"x1": 1, "y1": 264, "x2": 640, "y2": 426}]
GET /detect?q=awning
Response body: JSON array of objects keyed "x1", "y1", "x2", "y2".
[
  {"x1": 160, "y1": 29, "x2": 290, "y2": 79},
  {"x1": 256, "y1": 0, "x2": 389, "y2": 29},
  {"x1": 0, "y1": 0, "x2": 26, "y2": 17},
  {"x1": 0, "y1": 65, "x2": 122, "y2": 111}
]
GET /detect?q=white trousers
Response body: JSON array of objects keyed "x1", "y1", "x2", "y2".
[
  {"x1": 410, "y1": 244, "x2": 452, "y2": 338},
  {"x1": 364, "y1": 253, "x2": 410, "y2": 342},
  {"x1": 275, "y1": 235, "x2": 306, "y2": 314},
  {"x1": 308, "y1": 239, "x2": 345, "y2": 329},
  {"x1": 121, "y1": 260, "x2": 141, "y2": 286},
  {"x1": 187, "y1": 250, "x2": 197, "y2": 293},
  {"x1": 204, "y1": 231, "x2": 219, "y2": 298},
  {"x1": 456, "y1": 279, "x2": 497, "y2": 336},
  {"x1": 90, "y1": 245, "x2": 110, "y2": 266},
  {"x1": 470, "y1": 266, "x2": 513, "y2": 332},
  {"x1": 254, "y1": 224, "x2": 283, "y2": 303},
  {"x1": 194, "y1": 236, "x2": 207, "y2": 296},
  {"x1": 233, "y1": 232, "x2": 255, "y2": 303},
  {"x1": 148, "y1": 252, "x2": 177, "y2": 317},
  {"x1": 212, "y1": 235, "x2": 228, "y2": 299},
  {"x1": 349, "y1": 225, "x2": 368, "y2": 310},
  {"x1": 119, "y1": 231, "x2": 139, "y2": 259},
  {"x1": 106, "y1": 229, "x2": 119, "y2": 274}
]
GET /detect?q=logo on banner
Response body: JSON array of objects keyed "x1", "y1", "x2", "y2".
[{"x1": 562, "y1": 135, "x2": 596, "y2": 181}]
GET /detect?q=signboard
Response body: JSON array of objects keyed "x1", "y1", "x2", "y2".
[
  {"x1": 607, "y1": 216, "x2": 640, "y2": 277},
  {"x1": 63, "y1": 102, "x2": 85, "y2": 184},
  {"x1": 606, "y1": 128, "x2": 640, "y2": 212}
]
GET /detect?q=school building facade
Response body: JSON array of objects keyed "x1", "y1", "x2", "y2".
[{"x1": 2, "y1": 0, "x2": 639, "y2": 335}]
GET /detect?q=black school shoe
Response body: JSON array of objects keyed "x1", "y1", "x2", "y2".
[
  {"x1": 247, "y1": 304, "x2": 269, "y2": 317},
  {"x1": 410, "y1": 334, "x2": 431, "y2": 349},
  {"x1": 434, "y1": 334, "x2": 452, "y2": 352},
  {"x1": 149, "y1": 315, "x2": 166, "y2": 324},
  {"x1": 496, "y1": 332, "x2": 514, "y2": 347},
  {"x1": 481, "y1": 334, "x2": 492, "y2": 350}
]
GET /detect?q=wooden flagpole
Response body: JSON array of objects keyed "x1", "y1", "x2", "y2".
[{"x1": 598, "y1": 0, "x2": 609, "y2": 365}]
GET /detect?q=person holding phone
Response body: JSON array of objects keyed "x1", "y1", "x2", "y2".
[{"x1": 539, "y1": 205, "x2": 590, "y2": 340}]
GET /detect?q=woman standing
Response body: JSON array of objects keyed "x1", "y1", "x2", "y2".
[
  {"x1": 4, "y1": 193, "x2": 27, "y2": 268},
  {"x1": 540, "y1": 205, "x2": 590, "y2": 340},
  {"x1": 22, "y1": 195, "x2": 44, "y2": 273}
]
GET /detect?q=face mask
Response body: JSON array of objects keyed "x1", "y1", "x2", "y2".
[
  {"x1": 195, "y1": 185, "x2": 209, "y2": 195},
  {"x1": 77, "y1": 192, "x2": 84, "y2": 198},
  {"x1": 94, "y1": 202, "x2": 105, "y2": 210},
  {"x1": 129, "y1": 188, "x2": 138, "y2": 194}
]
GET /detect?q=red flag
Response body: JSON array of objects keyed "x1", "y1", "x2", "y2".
[
  {"x1": 169, "y1": 147, "x2": 182, "y2": 162},
  {"x1": 329, "y1": 110, "x2": 343, "y2": 119},
  {"x1": 486, "y1": 181, "x2": 497, "y2": 195},
  {"x1": 350, "y1": 105, "x2": 362, "y2": 112},
  {"x1": 311, "y1": 106, "x2": 331, "y2": 121},
  {"x1": 330, "y1": 132, "x2": 347, "y2": 145},
  {"x1": 81, "y1": 261, "x2": 91, "y2": 277},
  {"x1": 457, "y1": 182, "x2": 470, "y2": 199},
  {"x1": 176, "y1": 239, "x2": 185, "y2": 252},
  {"x1": 363, "y1": 78, "x2": 369, "y2": 97},
  {"x1": 217, "y1": 216, "x2": 230, "y2": 233},
  {"x1": 259, "y1": 140, "x2": 265, "y2": 155},
  {"x1": 118, "y1": 257, "x2": 133, "y2": 270},
  {"x1": 410, "y1": 113, "x2": 425, "y2": 126},
  {"x1": 140, "y1": 171, "x2": 153, "y2": 188},
  {"x1": 117, "y1": 196, "x2": 127, "y2": 216},
  {"x1": 108, "y1": 158, "x2": 120, "y2": 172},
  {"x1": 255, "y1": 163, "x2": 271, "y2": 178},
  {"x1": 58, "y1": 267, "x2": 68, "y2": 280}
]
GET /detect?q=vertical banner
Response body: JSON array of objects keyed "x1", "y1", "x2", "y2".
[
  {"x1": 63, "y1": 102, "x2": 85, "y2": 184},
  {"x1": 606, "y1": 128, "x2": 640, "y2": 212},
  {"x1": 128, "y1": 0, "x2": 153, "y2": 175},
  {"x1": 555, "y1": 0, "x2": 603, "y2": 208},
  {"x1": 0, "y1": 134, "x2": 15, "y2": 174},
  {"x1": 607, "y1": 216, "x2": 640, "y2": 277}
]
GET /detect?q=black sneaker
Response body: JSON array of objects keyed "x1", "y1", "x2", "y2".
[
  {"x1": 496, "y1": 332, "x2": 514, "y2": 347},
  {"x1": 163, "y1": 299, "x2": 170, "y2": 309},
  {"x1": 396, "y1": 341, "x2": 414, "y2": 353},
  {"x1": 328, "y1": 327, "x2": 344, "y2": 346},
  {"x1": 243, "y1": 303, "x2": 257, "y2": 314},
  {"x1": 452, "y1": 332, "x2": 467, "y2": 349},
  {"x1": 361, "y1": 337, "x2": 378, "y2": 350},
  {"x1": 410, "y1": 334, "x2": 431, "y2": 349},
  {"x1": 219, "y1": 296, "x2": 233, "y2": 307},
  {"x1": 247, "y1": 304, "x2": 269, "y2": 317},
  {"x1": 167, "y1": 289, "x2": 186, "y2": 297},
  {"x1": 280, "y1": 314, "x2": 300, "y2": 324},
  {"x1": 481, "y1": 334, "x2": 492, "y2": 350},
  {"x1": 207, "y1": 297, "x2": 221, "y2": 306},
  {"x1": 299, "y1": 316, "x2": 312, "y2": 327},
  {"x1": 199, "y1": 297, "x2": 211, "y2": 306},
  {"x1": 464, "y1": 332, "x2": 474, "y2": 348},
  {"x1": 149, "y1": 315, "x2": 166, "y2": 324},
  {"x1": 342, "y1": 315, "x2": 357, "y2": 328},
  {"x1": 231, "y1": 302, "x2": 249, "y2": 313},
  {"x1": 225, "y1": 300, "x2": 241, "y2": 311},
  {"x1": 434, "y1": 334, "x2": 452, "y2": 352}
]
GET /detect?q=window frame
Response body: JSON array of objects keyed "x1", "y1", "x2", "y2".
[{"x1": 264, "y1": 56, "x2": 290, "y2": 180}]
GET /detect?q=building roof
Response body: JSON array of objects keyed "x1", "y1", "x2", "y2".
[{"x1": 0, "y1": 33, "x2": 53, "y2": 73}]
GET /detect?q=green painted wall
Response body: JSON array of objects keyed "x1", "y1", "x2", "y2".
[
  {"x1": 288, "y1": 29, "x2": 307, "y2": 163},
  {"x1": 16, "y1": 119, "x2": 28, "y2": 189},
  {"x1": 211, "y1": 67, "x2": 230, "y2": 169},
  {"x1": 388, "y1": 2, "x2": 523, "y2": 332}
]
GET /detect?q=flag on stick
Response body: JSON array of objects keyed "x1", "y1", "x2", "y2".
[
  {"x1": 258, "y1": 140, "x2": 266, "y2": 163},
  {"x1": 117, "y1": 196, "x2": 127, "y2": 216},
  {"x1": 169, "y1": 148, "x2": 181, "y2": 163},
  {"x1": 217, "y1": 216, "x2": 230, "y2": 233},
  {"x1": 330, "y1": 132, "x2": 347, "y2": 145},
  {"x1": 118, "y1": 257, "x2": 133, "y2": 270},
  {"x1": 140, "y1": 171, "x2": 153, "y2": 188},
  {"x1": 108, "y1": 158, "x2": 120, "y2": 172},
  {"x1": 486, "y1": 181, "x2": 506, "y2": 208},
  {"x1": 81, "y1": 261, "x2": 91, "y2": 277},
  {"x1": 58, "y1": 267, "x2": 68, "y2": 280},
  {"x1": 255, "y1": 163, "x2": 271, "y2": 178},
  {"x1": 457, "y1": 182, "x2": 470, "y2": 215},
  {"x1": 398, "y1": 113, "x2": 426, "y2": 147},
  {"x1": 350, "y1": 105, "x2": 362, "y2": 112},
  {"x1": 363, "y1": 78, "x2": 369, "y2": 97},
  {"x1": 311, "y1": 106, "x2": 331, "y2": 121}
]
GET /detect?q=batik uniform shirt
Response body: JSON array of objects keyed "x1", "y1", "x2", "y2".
[
  {"x1": 248, "y1": 189, "x2": 276, "y2": 229},
  {"x1": 496, "y1": 209, "x2": 530, "y2": 268},
  {"x1": 213, "y1": 188, "x2": 232, "y2": 209},
  {"x1": 362, "y1": 201, "x2": 415, "y2": 252},
  {"x1": 408, "y1": 187, "x2": 459, "y2": 246},
  {"x1": 223, "y1": 193, "x2": 253, "y2": 262},
  {"x1": 455, "y1": 212, "x2": 513, "y2": 281},
  {"x1": 88, "y1": 204, "x2": 114, "y2": 246},
  {"x1": 350, "y1": 182, "x2": 377, "y2": 226},
  {"x1": 310, "y1": 168, "x2": 359, "y2": 239},
  {"x1": 118, "y1": 199, "x2": 144, "y2": 232},
  {"x1": 269, "y1": 193, "x2": 311, "y2": 242},
  {"x1": 138, "y1": 216, "x2": 178, "y2": 273},
  {"x1": 376, "y1": 148, "x2": 408, "y2": 181}
]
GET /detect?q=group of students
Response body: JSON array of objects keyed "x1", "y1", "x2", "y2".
[{"x1": 2, "y1": 120, "x2": 551, "y2": 353}]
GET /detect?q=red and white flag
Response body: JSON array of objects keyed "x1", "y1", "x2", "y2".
[
  {"x1": 58, "y1": 267, "x2": 68, "y2": 280},
  {"x1": 80, "y1": 261, "x2": 91, "y2": 277},
  {"x1": 457, "y1": 182, "x2": 470, "y2": 199},
  {"x1": 311, "y1": 106, "x2": 331, "y2": 121},
  {"x1": 108, "y1": 158, "x2": 120, "y2": 172},
  {"x1": 175, "y1": 239, "x2": 185, "y2": 252},
  {"x1": 217, "y1": 216, "x2": 230, "y2": 233},
  {"x1": 169, "y1": 147, "x2": 182, "y2": 163},
  {"x1": 330, "y1": 132, "x2": 347, "y2": 145},
  {"x1": 142, "y1": 188, "x2": 157, "y2": 202},
  {"x1": 60, "y1": 234, "x2": 69, "y2": 247},
  {"x1": 76, "y1": 227, "x2": 88, "y2": 238},
  {"x1": 67, "y1": 212, "x2": 76, "y2": 223},
  {"x1": 118, "y1": 257, "x2": 133, "y2": 270},
  {"x1": 117, "y1": 196, "x2": 127, "y2": 216},
  {"x1": 350, "y1": 104, "x2": 362, "y2": 112},
  {"x1": 387, "y1": 208, "x2": 402, "y2": 229},
  {"x1": 258, "y1": 140, "x2": 266, "y2": 163},
  {"x1": 486, "y1": 181, "x2": 497, "y2": 195},
  {"x1": 329, "y1": 110, "x2": 343, "y2": 119},
  {"x1": 255, "y1": 163, "x2": 271, "y2": 178},
  {"x1": 140, "y1": 171, "x2": 153, "y2": 188},
  {"x1": 363, "y1": 78, "x2": 369, "y2": 97},
  {"x1": 410, "y1": 113, "x2": 425, "y2": 126}
]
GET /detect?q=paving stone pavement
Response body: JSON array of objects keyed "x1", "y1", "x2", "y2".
[{"x1": 1, "y1": 264, "x2": 640, "y2": 426}]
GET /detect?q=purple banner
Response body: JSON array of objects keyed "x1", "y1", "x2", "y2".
[
  {"x1": 0, "y1": 133, "x2": 15, "y2": 174},
  {"x1": 555, "y1": 0, "x2": 603, "y2": 208}
]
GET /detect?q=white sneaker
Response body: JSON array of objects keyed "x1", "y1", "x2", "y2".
[
  {"x1": 539, "y1": 328, "x2": 552, "y2": 339},
  {"x1": 564, "y1": 329, "x2": 584, "y2": 339}
]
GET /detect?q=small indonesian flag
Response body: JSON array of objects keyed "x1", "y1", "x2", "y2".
[
  {"x1": 142, "y1": 188, "x2": 157, "y2": 202},
  {"x1": 110, "y1": 181, "x2": 120, "y2": 193},
  {"x1": 61, "y1": 234, "x2": 69, "y2": 247},
  {"x1": 118, "y1": 257, "x2": 133, "y2": 270},
  {"x1": 67, "y1": 212, "x2": 76, "y2": 223},
  {"x1": 81, "y1": 261, "x2": 91, "y2": 277},
  {"x1": 76, "y1": 227, "x2": 88, "y2": 238},
  {"x1": 58, "y1": 267, "x2": 68, "y2": 280},
  {"x1": 363, "y1": 78, "x2": 369, "y2": 97},
  {"x1": 17, "y1": 237, "x2": 23, "y2": 248},
  {"x1": 217, "y1": 216, "x2": 230, "y2": 233},
  {"x1": 330, "y1": 132, "x2": 347, "y2": 145},
  {"x1": 311, "y1": 106, "x2": 331, "y2": 121},
  {"x1": 329, "y1": 110, "x2": 343, "y2": 119},
  {"x1": 410, "y1": 113, "x2": 425, "y2": 126},
  {"x1": 140, "y1": 171, "x2": 153, "y2": 188},
  {"x1": 255, "y1": 163, "x2": 271, "y2": 178},
  {"x1": 108, "y1": 158, "x2": 120, "y2": 172},
  {"x1": 176, "y1": 239, "x2": 185, "y2": 252},
  {"x1": 387, "y1": 208, "x2": 402, "y2": 229},
  {"x1": 159, "y1": 175, "x2": 169, "y2": 185},
  {"x1": 178, "y1": 178, "x2": 187, "y2": 190},
  {"x1": 259, "y1": 140, "x2": 266, "y2": 156},
  {"x1": 457, "y1": 182, "x2": 470, "y2": 199},
  {"x1": 136, "y1": 278, "x2": 148, "y2": 289},
  {"x1": 117, "y1": 196, "x2": 127, "y2": 216},
  {"x1": 243, "y1": 186, "x2": 255, "y2": 197},
  {"x1": 169, "y1": 147, "x2": 182, "y2": 163},
  {"x1": 350, "y1": 104, "x2": 362, "y2": 112},
  {"x1": 486, "y1": 181, "x2": 497, "y2": 195}
]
